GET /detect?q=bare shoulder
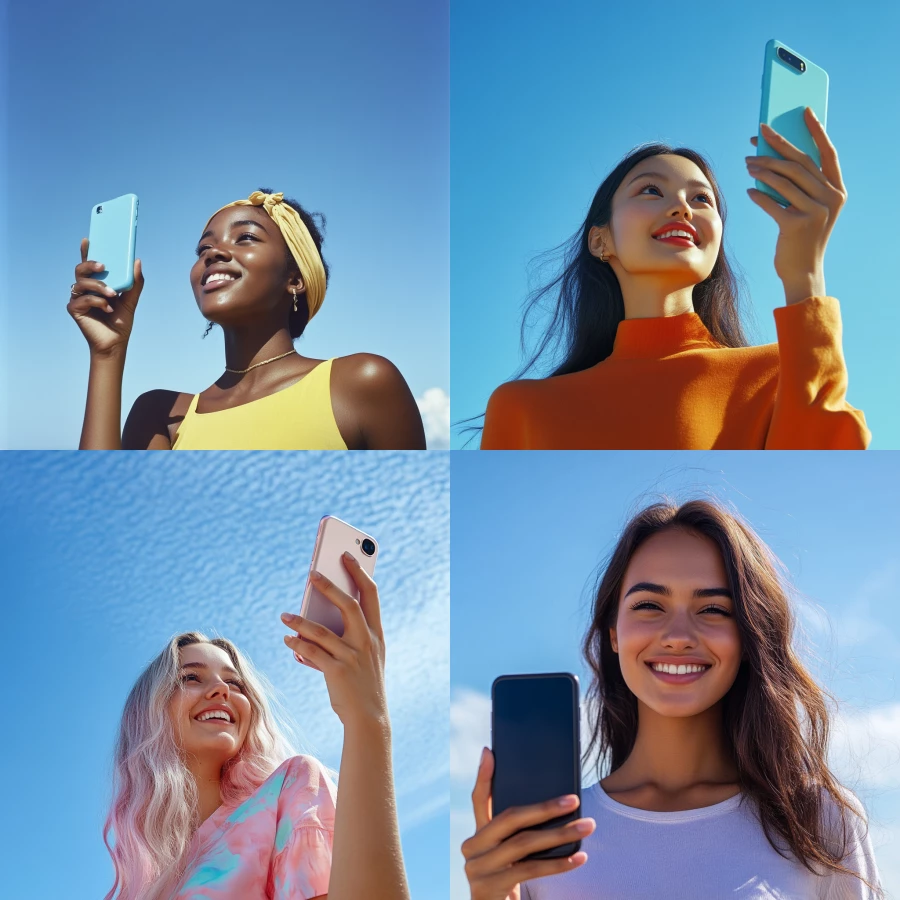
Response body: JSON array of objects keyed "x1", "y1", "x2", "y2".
[
  {"x1": 123, "y1": 388, "x2": 194, "y2": 449},
  {"x1": 331, "y1": 353, "x2": 410, "y2": 397}
]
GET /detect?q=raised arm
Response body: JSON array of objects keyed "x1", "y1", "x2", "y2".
[
  {"x1": 68, "y1": 240, "x2": 144, "y2": 449},
  {"x1": 280, "y1": 554, "x2": 410, "y2": 900}
]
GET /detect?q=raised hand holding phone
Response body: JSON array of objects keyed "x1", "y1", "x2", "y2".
[
  {"x1": 280, "y1": 552, "x2": 387, "y2": 729},
  {"x1": 462, "y1": 748, "x2": 594, "y2": 900},
  {"x1": 68, "y1": 237, "x2": 144, "y2": 357},
  {"x1": 746, "y1": 110, "x2": 847, "y2": 306}
]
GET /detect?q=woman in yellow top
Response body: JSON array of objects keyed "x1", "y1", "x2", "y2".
[
  {"x1": 68, "y1": 188, "x2": 426, "y2": 449},
  {"x1": 478, "y1": 109, "x2": 869, "y2": 450}
]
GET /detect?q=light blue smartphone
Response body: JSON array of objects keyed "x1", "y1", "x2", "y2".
[
  {"x1": 87, "y1": 193, "x2": 139, "y2": 293},
  {"x1": 756, "y1": 40, "x2": 829, "y2": 208}
]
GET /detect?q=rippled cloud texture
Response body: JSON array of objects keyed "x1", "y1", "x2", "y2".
[{"x1": 2, "y1": 451, "x2": 449, "y2": 900}]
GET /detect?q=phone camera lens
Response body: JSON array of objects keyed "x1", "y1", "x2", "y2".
[{"x1": 361, "y1": 539, "x2": 376, "y2": 556}]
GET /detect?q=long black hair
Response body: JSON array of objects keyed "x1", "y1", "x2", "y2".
[
  {"x1": 202, "y1": 186, "x2": 330, "y2": 340},
  {"x1": 456, "y1": 143, "x2": 755, "y2": 443}
]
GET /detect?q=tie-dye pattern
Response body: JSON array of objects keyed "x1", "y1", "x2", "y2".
[{"x1": 170, "y1": 755, "x2": 336, "y2": 899}]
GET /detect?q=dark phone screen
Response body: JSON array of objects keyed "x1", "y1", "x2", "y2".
[{"x1": 492, "y1": 673, "x2": 580, "y2": 855}]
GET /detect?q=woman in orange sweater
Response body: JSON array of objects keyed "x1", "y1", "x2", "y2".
[{"x1": 480, "y1": 109, "x2": 869, "y2": 449}]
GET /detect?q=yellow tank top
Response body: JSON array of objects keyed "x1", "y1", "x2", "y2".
[{"x1": 171, "y1": 357, "x2": 348, "y2": 450}]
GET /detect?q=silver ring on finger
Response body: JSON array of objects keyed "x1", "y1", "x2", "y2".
[{"x1": 70, "y1": 283, "x2": 82, "y2": 296}]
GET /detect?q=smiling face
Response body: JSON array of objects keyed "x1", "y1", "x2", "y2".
[
  {"x1": 609, "y1": 527, "x2": 743, "y2": 719},
  {"x1": 589, "y1": 154, "x2": 722, "y2": 283},
  {"x1": 167, "y1": 642, "x2": 252, "y2": 765},
  {"x1": 190, "y1": 206, "x2": 304, "y2": 327}
]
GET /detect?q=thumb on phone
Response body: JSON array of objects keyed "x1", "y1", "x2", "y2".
[{"x1": 472, "y1": 746, "x2": 495, "y2": 831}]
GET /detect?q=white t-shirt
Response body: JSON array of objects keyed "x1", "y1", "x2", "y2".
[{"x1": 521, "y1": 782, "x2": 882, "y2": 899}]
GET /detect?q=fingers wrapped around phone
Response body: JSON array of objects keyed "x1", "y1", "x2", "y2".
[
  {"x1": 307, "y1": 565, "x2": 372, "y2": 650},
  {"x1": 464, "y1": 793, "x2": 587, "y2": 862},
  {"x1": 282, "y1": 613, "x2": 353, "y2": 672},
  {"x1": 341, "y1": 551, "x2": 384, "y2": 639},
  {"x1": 462, "y1": 796, "x2": 593, "y2": 892}
]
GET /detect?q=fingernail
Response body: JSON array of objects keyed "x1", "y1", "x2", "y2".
[
  {"x1": 574, "y1": 818, "x2": 595, "y2": 834},
  {"x1": 95, "y1": 262, "x2": 103, "y2": 269},
  {"x1": 480, "y1": 747, "x2": 488, "y2": 766},
  {"x1": 280, "y1": 612, "x2": 293, "y2": 622},
  {"x1": 342, "y1": 551, "x2": 354, "y2": 561},
  {"x1": 310, "y1": 570, "x2": 322, "y2": 581},
  {"x1": 558, "y1": 795, "x2": 578, "y2": 808}
]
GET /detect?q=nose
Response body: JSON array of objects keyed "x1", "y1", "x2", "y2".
[
  {"x1": 660, "y1": 612, "x2": 697, "y2": 649},
  {"x1": 205, "y1": 679, "x2": 230, "y2": 699}
]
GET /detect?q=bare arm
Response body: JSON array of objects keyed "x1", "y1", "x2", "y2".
[
  {"x1": 68, "y1": 241, "x2": 145, "y2": 449},
  {"x1": 328, "y1": 718, "x2": 406, "y2": 899},
  {"x1": 281, "y1": 556, "x2": 410, "y2": 900},
  {"x1": 79, "y1": 351, "x2": 126, "y2": 449}
]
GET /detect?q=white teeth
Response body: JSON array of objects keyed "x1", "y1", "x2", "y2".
[
  {"x1": 650, "y1": 662, "x2": 709, "y2": 675},
  {"x1": 205, "y1": 273, "x2": 237, "y2": 284},
  {"x1": 655, "y1": 230, "x2": 695, "y2": 243},
  {"x1": 197, "y1": 710, "x2": 231, "y2": 722}
]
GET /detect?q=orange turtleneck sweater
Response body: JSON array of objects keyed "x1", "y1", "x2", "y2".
[{"x1": 481, "y1": 296, "x2": 870, "y2": 450}]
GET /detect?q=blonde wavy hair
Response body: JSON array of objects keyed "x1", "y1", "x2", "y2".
[{"x1": 102, "y1": 632, "x2": 305, "y2": 900}]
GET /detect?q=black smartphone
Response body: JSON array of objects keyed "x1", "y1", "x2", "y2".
[{"x1": 491, "y1": 672, "x2": 581, "y2": 860}]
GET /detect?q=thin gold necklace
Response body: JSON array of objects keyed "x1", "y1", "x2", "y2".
[{"x1": 225, "y1": 349, "x2": 297, "y2": 374}]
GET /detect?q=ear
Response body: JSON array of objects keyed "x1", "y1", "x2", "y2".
[
  {"x1": 289, "y1": 273, "x2": 306, "y2": 295},
  {"x1": 588, "y1": 225, "x2": 609, "y2": 259},
  {"x1": 609, "y1": 627, "x2": 618, "y2": 654}
]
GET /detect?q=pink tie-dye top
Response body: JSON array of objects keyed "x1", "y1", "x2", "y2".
[{"x1": 169, "y1": 755, "x2": 336, "y2": 900}]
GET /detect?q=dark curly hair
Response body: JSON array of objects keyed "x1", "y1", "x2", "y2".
[{"x1": 202, "y1": 186, "x2": 330, "y2": 340}]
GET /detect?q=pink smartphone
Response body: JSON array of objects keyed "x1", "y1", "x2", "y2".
[{"x1": 299, "y1": 515, "x2": 378, "y2": 638}]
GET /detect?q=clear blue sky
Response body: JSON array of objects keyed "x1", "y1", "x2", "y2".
[
  {"x1": 450, "y1": 0, "x2": 900, "y2": 448},
  {"x1": 450, "y1": 451, "x2": 900, "y2": 899},
  {"x1": 1, "y1": 450, "x2": 449, "y2": 900},
  {"x1": 3, "y1": 0, "x2": 448, "y2": 449}
]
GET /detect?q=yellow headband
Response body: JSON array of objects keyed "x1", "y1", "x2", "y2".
[{"x1": 203, "y1": 190, "x2": 327, "y2": 321}]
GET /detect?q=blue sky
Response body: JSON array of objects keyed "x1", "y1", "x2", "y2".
[
  {"x1": 450, "y1": 451, "x2": 900, "y2": 899},
  {"x1": 2, "y1": 0, "x2": 448, "y2": 449},
  {"x1": 1, "y1": 451, "x2": 449, "y2": 900},
  {"x1": 450, "y1": 0, "x2": 900, "y2": 448}
]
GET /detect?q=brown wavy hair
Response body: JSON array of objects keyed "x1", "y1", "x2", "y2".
[{"x1": 582, "y1": 499, "x2": 882, "y2": 896}]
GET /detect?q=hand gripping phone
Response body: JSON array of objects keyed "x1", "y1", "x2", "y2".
[
  {"x1": 755, "y1": 40, "x2": 829, "y2": 208},
  {"x1": 87, "y1": 193, "x2": 139, "y2": 293},
  {"x1": 491, "y1": 673, "x2": 582, "y2": 860},
  {"x1": 299, "y1": 516, "x2": 378, "y2": 638}
]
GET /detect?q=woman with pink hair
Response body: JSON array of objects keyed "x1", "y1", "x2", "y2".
[{"x1": 102, "y1": 554, "x2": 408, "y2": 900}]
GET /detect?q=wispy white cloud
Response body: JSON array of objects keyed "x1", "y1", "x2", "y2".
[
  {"x1": 450, "y1": 686, "x2": 491, "y2": 783},
  {"x1": 829, "y1": 702, "x2": 900, "y2": 791},
  {"x1": 417, "y1": 387, "x2": 450, "y2": 450}
]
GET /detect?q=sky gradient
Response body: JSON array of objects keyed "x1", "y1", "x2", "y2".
[
  {"x1": 1, "y1": 450, "x2": 449, "y2": 900},
  {"x1": 450, "y1": 451, "x2": 900, "y2": 899},
  {"x1": 450, "y1": 0, "x2": 900, "y2": 448},
  {"x1": 3, "y1": 0, "x2": 448, "y2": 449}
]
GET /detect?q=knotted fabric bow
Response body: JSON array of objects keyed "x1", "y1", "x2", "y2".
[{"x1": 203, "y1": 190, "x2": 327, "y2": 321}]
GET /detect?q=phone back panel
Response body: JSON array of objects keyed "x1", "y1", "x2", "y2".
[
  {"x1": 88, "y1": 193, "x2": 139, "y2": 293},
  {"x1": 492, "y1": 673, "x2": 581, "y2": 859},
  {"x1": 757, "y1": 40, "x2": 829, "y2": 207},
  {"x1": 300, "y1": 516, "x2": 378, "y2": 637}
]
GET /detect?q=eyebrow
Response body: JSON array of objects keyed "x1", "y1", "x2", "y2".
[
  {"x1": 197, "y1": 219, "x2": 270, "y2": 243},
  {"x1": 624, "y1": 581, "x2": 732, "y2": 600},
  {"x1": 626, "y1": 171, "x2": 714, "y2": 192},
  {"x1": 180, "y1": 661, "x2": 241, "y2": 678}
]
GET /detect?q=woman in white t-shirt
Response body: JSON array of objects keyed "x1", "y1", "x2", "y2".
[{"x1": 462, "y1": 499, "x2": 884, "y2": 899}]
